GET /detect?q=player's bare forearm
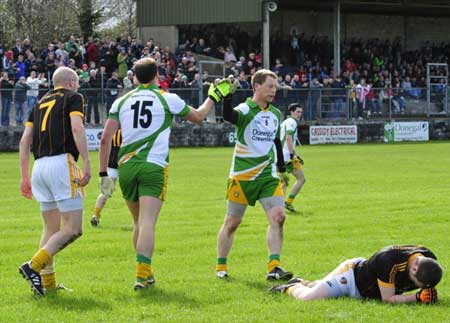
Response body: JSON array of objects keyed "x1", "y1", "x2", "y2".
[
  {"x1": 71, "y1": 115, "x2": 91, "y2": 186},
  {"x1": 286, "y1": 135, "x2": 295, "y2": 155},
  {"x1": 19, "y1": 127, "x2": 33, "y2": 180},
  {"x1": 184, "y1": 98, "x2": 215, "y2": 123},
  {"x1": 71, "y1": 116, "x2": 90, "y2": 164},
  {"x1": 99, "y1": 139, "x2": 112, "y2": 173},
  {"x1": 384, "y1": 293, "x2": 417, "y2": 304},
  {"x1": 19, "y1": 127, "x2": 33, "y2": 199},
  {"x1": 379, "y1": 284, "x2": 417, "y2": 304}
]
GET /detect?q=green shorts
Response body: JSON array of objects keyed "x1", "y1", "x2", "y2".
[
  {"x1": 227, "y1": 176, "x2": 283, "y2": 206},
  {"x1": 119, "y1": 161, "x2": 168, "y2": 202}
]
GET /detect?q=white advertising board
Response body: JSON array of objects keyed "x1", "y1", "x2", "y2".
[
  {"x1": 86, "y1": 128, "x2": 103, "y2": 151},
  {"x1": 309, "y1": 125, "x2": 358, "y2": 145}
]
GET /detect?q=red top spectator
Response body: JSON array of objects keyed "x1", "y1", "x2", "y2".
[
  {"x1": 87, "y1": 39, "x2": 100, "y2": 64},
  {"x1": 344, "y1": 59, "x2": 356, "y2": 73}
]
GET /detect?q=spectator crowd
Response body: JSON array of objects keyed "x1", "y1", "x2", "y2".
[{"x1": 1, "y1": 26, "x2": 449, "y2": 126}]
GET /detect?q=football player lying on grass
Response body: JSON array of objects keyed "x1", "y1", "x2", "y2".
[{"x1": 270, "y1": 245, "x2": 442, "y2": 304}]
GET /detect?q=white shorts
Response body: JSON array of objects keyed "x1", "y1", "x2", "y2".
[
  {"x1": 322, "y1": 257, "x2": 365, "y2": 299},
  {"x1": 32, "y1": 153, "x2": 86, "y2": 203}
]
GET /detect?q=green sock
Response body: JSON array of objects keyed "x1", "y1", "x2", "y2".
[{"x1": 136, "y1": 254, "x2": 151, "y2": 265}]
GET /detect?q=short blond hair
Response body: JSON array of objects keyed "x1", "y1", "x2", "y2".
[
  {"x1": 52, "y1": 66, "x2": 78, "y2": 88},
  {"x1": 251, "y1": 69, "x2": 277, "y2": 88}
]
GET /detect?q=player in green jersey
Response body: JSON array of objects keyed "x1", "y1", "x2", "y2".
[
  {"x1": 280, "y1": 103, "x2": 305, "y2": 213},
  {"x1": 215, "y1": 69, "x2": 293, "y2": 281},
  {"x1": 99, "y1": 57, "x2": 234, "y2": 290}
]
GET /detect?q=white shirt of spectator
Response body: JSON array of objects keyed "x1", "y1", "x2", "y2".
[{"x1": 26, "y1": 76, "x2": 41, "y2": 97}]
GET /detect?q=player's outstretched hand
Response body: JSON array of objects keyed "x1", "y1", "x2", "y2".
[
  {"x1": 416, "y1": 288, "x2": 438, "y2": 304},
  {"x1": 100, "y1": 176, "x2": 114, "y2": 198},
  {"x1": 208, "y1": 78, "x2": 236, "y2": 103}
]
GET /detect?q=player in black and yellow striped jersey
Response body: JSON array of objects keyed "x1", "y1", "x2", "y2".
[
  {"x1": 270, "y1": 245, "x2": 442, "y2": 304},
  {"x1": 18, "y1": 66, "x2": 91, "y2": 296},
  {"x1": 91, "y1": 129, "x2": 122, "y2": 227}
]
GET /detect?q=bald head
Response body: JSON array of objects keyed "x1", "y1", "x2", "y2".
[{"x1": 52, "y1": 67, "x2": 79, "y2": 91}]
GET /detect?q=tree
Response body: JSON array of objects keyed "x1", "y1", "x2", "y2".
[{"x1": 78, "y1": 0, "x2": 102, "y2": 40}]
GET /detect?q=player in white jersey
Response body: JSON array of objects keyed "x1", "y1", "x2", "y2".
[
  {"x1": 280, "y1": 103, "x2": 305, "y2": 213},
  {"x1": 215, "y1": 69, "x2": 293, "y2": 281},
  {"x1": 98, "y1": 57, "x2": 234, "y2": 290}
]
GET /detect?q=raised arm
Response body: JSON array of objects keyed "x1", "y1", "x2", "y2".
[
  {"x1": 222, "y1": 96, "x2": 239, "y2": 125},
  {"x1": 184, "y1": 97, "x2": 215, "y2": 123}
]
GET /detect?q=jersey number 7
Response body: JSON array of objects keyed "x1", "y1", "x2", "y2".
[
  {"x1": 39, "y1": 99, "x2": 56, "y2": 132},
  {"x1": 131, "y1": 100, "x2": 153, "y2": 128}
]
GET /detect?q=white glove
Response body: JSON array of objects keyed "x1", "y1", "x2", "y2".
[{"x1": 99, "y1": 176, "x2": 114, "y2": 198}]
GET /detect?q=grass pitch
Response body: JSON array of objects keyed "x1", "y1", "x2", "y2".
[{"x1": 1, "y1": 142, "x2": 449, "y2": 322}]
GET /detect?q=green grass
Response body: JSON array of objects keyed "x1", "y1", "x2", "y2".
[{"x1": 1, "y1": 142, "x2": 449, "y2": 322}]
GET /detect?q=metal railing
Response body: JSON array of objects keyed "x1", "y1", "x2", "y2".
[{"x1": 0, "y1": 85, "x2": 448, "y2": 127}]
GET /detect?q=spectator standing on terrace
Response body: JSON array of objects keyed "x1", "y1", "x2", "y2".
[
  {"x1": 355, "y1": 78, "x2": 370, "y2": 119},
  {"x1": 194, "y1": 38, "x2": 211, "y2": 55},
  {"x1": 86, "y1": 69, "x2": 101, "y2": 126},
  {"x1": 224, "y1": 47, "x2": 237, "y2": 64},
  {"x1": 100, "y1": 42, "x2": 116, "y2": 75},
  {"x1": 37, "y1": 73, "x2": 49, "y2": 100},
  {"x1": 14, "y1": 54, "x2": 26, "y2": 81},
  {"x1": 117, "y1": 47, "x2": 129, "y2": 79},
  {"x1": 86, "y1": 38, "x2": 100, "y2": 65},
  {"x1": 310, "y1": 78, "x2": 323, "y2": 120},
  {"x1": 1, "y1": 72, "x2": 14, "y2": 126},
  {"x1": 105, "y1": 71, "x2": 122, "y2": 115},
  {"x1": 12, "y1": 39, "x2": 24, "y2": 61},
  {"x1": 43, "y1": 52, "x2": 57, "y2": 80},
  {"x1": 333, "y1": 75, "x2": 346, "y2": 118},
  {"x1": 392, "y1": 79, "x2": 406, "y2": 113},
  {"x1": 26, "y1": 71, "x2": 41, "y2": 115},
  {"x1": 123, "y1": 70, "x2": 135, "y2": 92},
  {"x1": 14, "y1": 77, "x2": 30, "y2": 125},
  {"x1": 237, "y1": 71, "x2": 250, "y2": 89},
  {"x1": 2, "y1": 51, "x2": 13, "y2": 78},
  {"x1": 41, "y1": 43, "x2": 56, "y2": 60},
  {"x1": 55, "y1": 42, "x2": 69, "y2": 62}
]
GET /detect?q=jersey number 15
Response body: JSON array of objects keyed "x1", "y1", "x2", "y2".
[{"x1": 131, "y1": 100, "x2": 153, "y2": 128}]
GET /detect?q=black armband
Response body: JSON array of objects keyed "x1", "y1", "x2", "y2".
[
  {"x1": 99, "y1": 171, "x2": 108, "y2": 177},
  {"x1": 274, "y1": 138, "x2": 285, "y2": 172},
  {"x1": 223, "y1": 96, "x2": 239, "y2": 124}
]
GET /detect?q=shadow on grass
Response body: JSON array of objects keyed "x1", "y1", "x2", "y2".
[
  {"x1": 240, "y1": 277, "x2": 271, "y2": 291},
  {"x1": 132, "y1": 287, "x2": 200, "y2": 308},
  {"x1": 42, "y1": 294, "x2": 113, "y2": 311},
  {"x1": 295, "y1": 210, "x2": 314, "y2": 217}
]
